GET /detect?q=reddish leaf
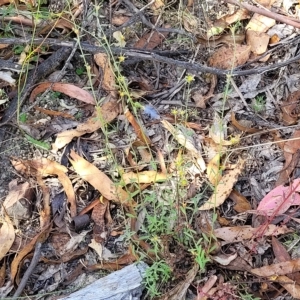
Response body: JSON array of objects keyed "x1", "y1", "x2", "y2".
[
  {"x1": 257, "y1": 178, "x2": 300, "y2": 216},
  {"x1": 29, "y1": 82, "x2": 96, "y2": 105}
]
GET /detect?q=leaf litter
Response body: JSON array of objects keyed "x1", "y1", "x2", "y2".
[{"x1": 2, "y1": 0, "x2": 300, "y2": 299}]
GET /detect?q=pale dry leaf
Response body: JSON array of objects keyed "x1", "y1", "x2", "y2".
[
  {"x1": 256, "y1": 0, "x2": 277, "y2": 6},
  {"x1": 94, "y1": 53, "x2": 117, "y2": 95},
  {"x1": 0, "y1": 71, "x2": 15, "y2": 85},
  {"x1": 197, "y1": 275, "x2": 218, "y2": 299},
  {"x1": 283, "y1": 0, "x2": 297, "y2": 12},
  {"x1": 161, "y1": 120, "x2": 206, "y2": 171},
  {"x1": 69, "y1": 150, "x2": 133, "y2": 206},
  {"x1": 113, "y1": 31, "x2": 126, "y2": 47},
  {"x1": 211, "y1": 253, "x2": 237, "y2": 266},
  {"x1": 208, "y1": 45, "x2": 251, "y2": 69},
  {"x1": 121, "y1": 171, "x2": 168, "y2": 185},
  {"x1": 246, "y1": 30, "x2": 270, "y2": 55},
  {"x1": 251, "y1": 258, "x2": 300, "y2": 277},
  {"x1": 207, "y1": 154, "x2": 222, "y2": 185},
  {"x1": 276, "y1": 275, "x2": 300, "y2": 298},
  {"x1": 246, "y1": 13, "x2": 276, "y2": 32},
  {"x1": 199, "y1": 159, "x2": 245, "y2": 210},
  {"x1": 89, "y1": 239, "x2": 103, "y2": 259},
  {"x1": 214, "y1": 224, "x2": 292, "y2": 243},
  {"x1": 0, "y1": 214, "x2": 15, "y2": 261},
  {"x1": 151, "y1": 0, "x2": 164, "y2": 10},
  {"x1": 52, "y1": 100, "x2": 119, "y2": 152},
  {"x1": 224, "y1": 8, "x2": 250, "y2": 24}
]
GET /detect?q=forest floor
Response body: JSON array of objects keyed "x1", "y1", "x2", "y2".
[{"x1": 1, "y1": 0, "x2": 300, "y2": 299}]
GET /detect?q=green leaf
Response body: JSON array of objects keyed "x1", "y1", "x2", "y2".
[
  {"x1": 25, "y1": 135, "x2": 51, "y2": 150},
  {"x1": 19, "y1": 113, "x2": 27, "y2": 123}
]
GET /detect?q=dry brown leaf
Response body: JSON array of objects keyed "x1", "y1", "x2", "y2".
[
  {"x1": 229, "y1": 189, "x2": 251, "y2": 213},
  {"x1": 214, "y1": 224, "x2": 292, "y2": 243},
  {"x1": 270, "y1": 34, "x2": 280, "y2": 44},
  {"x1": 208, "y1": 45, "x2": 251, "y2": 69},
  {"x1": 92, "y1": 199, "x2": 108, "y2": 243},
  {"x1": 134, "y1": 29, "x2": 169, "y2": 50},
  {"x1": 276, "y1": 275, "x2": 300, "y2": 298},
  {"x1": 2, "y1": 180, "x2": 34, "y2": 221},
  {"x1": 69, "y1": 150, "x2": 134, "y2": 206},
  {"x1": 124, "y1": 108, "x2": 151, "y2": 145},
  {"x1": 281, "y1": 90, "x2": 300, "y2": 125},
  {"x1": 0, "y1": 214, "x2": 15, "y2": 261},
  {"x1": 231, "y1": 112, "x2": 261, "y2": 133},
  {"x1": 192, "y1": 74, "x2": 217, "y2": 108},
  {"x1": 272, "y1": 236, "x2": 290, "y2": 262},
  {"x1": 207, "y1": 154, "x2": 222, "y2": 185},
  {"x1": 271, "y1": 237, "x2": 300, "y2": 286},
  {"x1": 34, "y1": 106, "x2": 74, "y2": 119},
  {"x1": 157, "y1": 264, "x2": 199, "y2": 300},
  {"x1": 121, "y1": 171, "x2": 168, "y2": 185},
  {"x1": 29, "y1": 82, "x2": 95, "y2": 105},
  {"x1": 87, "y1": 249, "x2": 138, "y2": 271},
  {"x1": 183, "y1": 10, "x2": 199, "y2": 33},
  {"x1": 150, "y1": 0, "x2": 165, "y2": 10},
  {"x1": 0, "y1": 44, "x2": 9, "y2": 49},
  {"x1": 251, "y1": 258, "x2": 300, "y2": 277},
  {"x1": 246, "y1": 30, "x2": 270, "y2": 55},
  {"x1": 0, "y1": 0, "x2": 10, "y2": 5},
  {"x1": 199, "y1": 159, "x2": 245, "y2": 210},
  {"x1": 197, "y1": 275, "x2": 218, "y2": 300},
  {"x1": 276, "y1": 130, "x2": 300, "y2": 186},
  {"x1": 111, "y1": 15, "x2": 130, "y2": 26},
  {"x1": 0, "y1": 260, "x2": 5, "y2": 288},
  {"x1": 94, "y1": 53, "x2": 117, "y2": 97},
  {"x1": 11, "y1": 158, "x2": 77, "y2": 217},
  {"x1": 52, "y1": 100, "x2": 119, "y2": 152}
]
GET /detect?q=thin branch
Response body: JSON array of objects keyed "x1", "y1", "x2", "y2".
[{"x1": 225, "y1": 0, "x2": 300, "y2": 28}]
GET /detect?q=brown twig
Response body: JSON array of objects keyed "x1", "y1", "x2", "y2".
[
  {"x1": 224, "y1": 0, "x2": 300, "y2": 29},
  {"x1": 12, "y1": 242, "x2": 42, "y2": 299},
  {"x1": 1, "y1": 37, "x2": 300, "y2": 77}
]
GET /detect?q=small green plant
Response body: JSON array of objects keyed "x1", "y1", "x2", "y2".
[
  {"x1": 76, "y1": 66, "x2": 86, "y2": 76},
  {"x1": 251, "y1": 95, "x2": 265, "y2": 113},
  {"x1": 50, "y1": 91, "x2": 61, "y2": 99},
  {"x1": 189, "y1": 238, "x2": 211, "y2": 270},
  {"x1": 19, "y1": 113, "x2": 28, "y2": 123},
  {"x1": 239, "y1": 291, "x2": 261, "y2": 300},
  {"x1": 144, "y1": 261, "x2": 172, "y2": 298},
  {"x1": 25, "y1": 134, "x2": 51, "y2": 150},
  {"x1": 13, "y1": 45, "x2": 25, "y2": 55}
]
